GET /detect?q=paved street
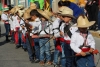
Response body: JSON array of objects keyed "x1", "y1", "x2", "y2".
[{"x1": 0, "y1": 22, "x2": 100, "y2": 67}]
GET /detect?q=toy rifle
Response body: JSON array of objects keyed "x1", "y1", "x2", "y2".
[{"x1": 16, "y1": 14, "x2": 35, "y2": 54}]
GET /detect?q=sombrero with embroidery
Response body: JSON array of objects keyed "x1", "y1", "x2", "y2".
[
  {"x1": 3, "y1": 6, "x2": 9, "y2": 11},
  {"x1": 37, "y1": 9, "x2": 50, "y2": 20},
  {"x1": 76, "y1": 16, "x2": 95, "y2": 28},
  {"x1": 60, "y1": 7, "x2": 75, "y2": 19}
]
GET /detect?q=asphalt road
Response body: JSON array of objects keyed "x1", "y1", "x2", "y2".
[{"x1": 0, "y1": 22, "x2": 100, "y2": 67}]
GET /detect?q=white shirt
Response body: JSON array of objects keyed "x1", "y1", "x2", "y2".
[
  {"x1": 12, "y1": 15, "x2": 20, "y2": 31},
  {"x1": 52, "y1": 18, "x2": 63, "y2": 37},
  {"x1": 1, "y1": 13, "x2": 8, "y2": 21},
  {"x1": 70, "y1": 31, "x2": 95, "y2": 53},
  {"x1": 19, "y1": 19, "x2": 25, "y2": 30},
  {"x1": 39, "y1": 21, "x2": 53, "y2": 36},
  {"x1": 8, "y1": 15, "x2": 14, "y2": 30},
  {"x1": 29, "y1": 18, "x2": 41, "y2": 34}
]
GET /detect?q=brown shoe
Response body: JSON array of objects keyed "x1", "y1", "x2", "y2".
[
  {"x1": 39, "y1": 61, "x2": 44, "y2": 66},
  {"x1": 46, "y1": 61, "x2": 52, "y2": 65}
]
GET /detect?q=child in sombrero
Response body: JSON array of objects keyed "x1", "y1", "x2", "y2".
[{"x1": 70, "y1": 15, "x2": 96, "y2": 67}]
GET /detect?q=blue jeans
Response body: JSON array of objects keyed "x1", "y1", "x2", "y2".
[
  {"x1": 76, "y1": 54, "x2": 95, "y2": 67},
  {"x1": 64, "y1": 42, "x2": 74, "y2": 67},
  {"x1": 34, "y1": 38, "x2": 40, "y2": 60},
  {"x1": 26, "y1": 38, "x2": 34, "y2": 60},
  {"x1": 53, "y1": 40, "x2": 66, "y2": 67},
  {"x1": 4, "y1": 24, "x2": 10, "y2": 36},
  {"x1": 39, "y1": 38, "x2": 51, "y2": 61},
  {"x1": 60, "y1": 42, "x2": 66, "y2": 67},
  {"x1": 11, "y1": 32, "x2": 15, "y2": 41},
  {"x1": 98, "y1": 11, "x2": 100, "y2": 30},
  {"x1": 18, "y1": 32, "x2": 22, "y2": 45}
]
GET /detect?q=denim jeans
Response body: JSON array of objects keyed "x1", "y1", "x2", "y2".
[
  {"x1": 34, "y1": 38, "x2": 40, "y2": 60},
  {"x1": 60, "y1": 42, "x2": 66, "y2": 67},
  {"x1": 98, "y1": 11, "x2": 100, "y2": 30},
  {"x1": 26, "y1": 38, "x2": 34, "y2": 60},
  {"x1": 4, "y1": 24, "x2": 10, "y2": 36},
  {"x1": 39, "y1": 38, "x2": 51, "y2": 61},
  {"x1": 11, "y1": 32, "x2": 15, "y2": 41},
  {"x1": 64, "y1": 42, "x2": 74, "y2": 67},
  {"x1": 76, "y1": 54, "x2": 95, "y2": 67}
]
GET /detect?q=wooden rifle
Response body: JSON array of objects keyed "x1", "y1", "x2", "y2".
[{"x1": 16, "y1": 14, "x2": 35, "y2": 54}]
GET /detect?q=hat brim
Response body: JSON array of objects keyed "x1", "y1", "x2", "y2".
[
  {"x1": 74, "y1": 21, "x2": 95, "y2": 28},
  {"x1": 3, "y1": 9, "x2": 9, "y2": 11},
  {"x1": 37, "y1": 9, "x2": 50, "y2": 20},
  {"x1": 60, "y1": 14, "x2": 75, "y2": 19}
]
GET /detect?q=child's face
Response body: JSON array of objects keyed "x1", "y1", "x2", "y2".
[
  {"x1": 78, "y1": 27, "x2": 88, "y2": 33},
  {"x1": 62, "y1": 16, "x2": 71, "y2": 23},
  {"x1": 31, "y1": 15, "x2": 36, "y2": 21},
  {"x1": 41, "y1": 17, "x2": 46, "y2": 21}
]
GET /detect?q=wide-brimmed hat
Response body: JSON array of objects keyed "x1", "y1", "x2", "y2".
[
  {"x1": 57, "y1": 6, "x2": 67, "y2": 14},
  {"x1": 0, "y1": 11, "x2": 2, "y2": 15},
  {"x1": 60, "y1": 7, "x2": 75, "y2": 19},
  {"x1": 23, "y1": 12, "x2": 31, "y2": 20},
  {"x1": 37, "y1": 9, "x2": 50, "y2": 20},
  {"x1": 25, "y1": 8, "x2": 33, "y2": 14},
  {"x1": 9, "y1": 7, "x2": 16, "y2": 14},
  {"x1": 18, "y1": 10, "x2": 25, "y2": 17},
  {"x1": 3, "y1": 6, "x2": 9, "y2": 11},
  {"x1": 29, "y1": 3, "x2": 37, "y2": 10},
  {"x1": 76, "y1": 16, "x2": 95, "y2": 28},
  {"x1": 44, "y1": 10, "x2": 53, "y2": 17}
]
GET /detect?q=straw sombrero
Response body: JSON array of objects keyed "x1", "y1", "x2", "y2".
[
  {"x1": 25, "y1": 8, "x2": 33, "y2": 14},
  {"x1": 29, "y1": 3, "x2": 37, "y2": 10},
  {"x1": 18, "y1": 5, "x2": 24, "y2": 9},
  {"x1": 18, "y1": 10, "x2": 25, "y2": 17},
  {"x1": 23, "y1": 12, "x2": 31, "y2": 20},
  {"x1": 76, "y1": 16, "x2": 95, "y2": 28},
  {"x1": 10, "y1": 8, "x2": 16, "y2": 14},
  {"x1": 44, "y1": 10, "x2": 53, "y2": 17},
  {"x1": 37, "y1": 9, "x2": 50, "y2": 20},
  {"x1": 57, "y1": 6, "x2": 67, "y2": 14},
  {"x1": 60, "y1": 7, "x2": 75, "y2": 19}
]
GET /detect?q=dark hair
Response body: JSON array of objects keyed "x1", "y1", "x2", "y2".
[
  {"x1": 30, "y1": 9, "x2": 40, "y2": 17},
  {"x1": 58, "y1": 1, "x2": 65, "y2": 7},
  {"x1": 64, "y1": 1, "x2": 71, "y2": 6},
  {"x1": 58, "y1": 0, "x2": 71, "y2": 7}
]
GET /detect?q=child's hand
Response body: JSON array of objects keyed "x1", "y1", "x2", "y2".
[
  {"x1": 60, "y1": 31, "x2": 64, "y2": 36},
  {"x1": 89, "y1": 48, "x2": 94, "y2": 53},
  {"x1": 80, "y1": 51, "x2": 86, "y2": 56}
]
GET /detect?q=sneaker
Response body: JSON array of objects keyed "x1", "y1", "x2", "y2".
[
  {"x1": 46, "y1": 61, "x2": 52, "y2": 65},
  {"x1": 34, "y1": 59, "x2": 39, "y2": 63},
  {"x1": 16, "y1": 45, "x2": 21, "y2": 49},
  {"x1": 39, "y1": 61, "x2": 44, "y2": 66},
  {"x1": 30, "y1": 59, "x2": 34, "y2": 63}
]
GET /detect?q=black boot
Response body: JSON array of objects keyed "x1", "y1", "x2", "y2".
[{"x1": 6, "y1": 35, "x2": 10, "y2": 42}]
